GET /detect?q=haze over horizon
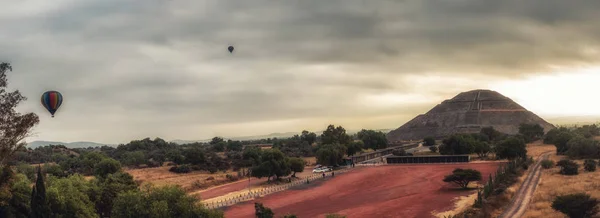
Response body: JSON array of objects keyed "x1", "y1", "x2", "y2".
[{"x1": 3, "y1": 0, "x2": 600, "y2": 144}]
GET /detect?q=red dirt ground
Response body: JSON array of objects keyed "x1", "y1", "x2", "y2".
[{"x1": 224, "y1": 163, "x2": 501, "y2": 218}]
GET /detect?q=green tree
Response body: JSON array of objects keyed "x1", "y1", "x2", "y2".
[
  {"x1": 554, "y1": 132, "x2": 576, "y2": 155},
  {"x1": 300, "y1": 130, "x2": 317, "y2": 145},
  {"x1": 321, "y1": 125, "x2": 352, "y2": 146},
  {"x1": 45, "y1": 174, "x2": 98, "y2": 218},
  {"x1": 316, "y1": 144, "x2": 346, "y2": 166},
  {"x1": 541, "y1": 160, "x2": 554, "y2": 169},
  {"x1": 519, "y1": 123, "x2": 545, "y2": 143},
  {"x1": 15, "y1": 163, "x2": 35, "y2": 182},
  {"x1": 480, "y1": 126, "x2": 504, "y2": 142},
  {"x1": 442, "y1": 168, "x2": 482, "y2": 189},
  {"x1": 93, "y1": 172, "x2": 138, "y2": 217},
  {"x1": 357, "y1": 129, "x2": 388, "y2": 151},
  {"x1": 282, "y1": 214, "x2": 298, "y2": 218},
  {"x1": 423, "y1": 137, "x2": 436, "y2": 146},
  {"x1": 30, "y1": 167, "x2": 49, "y2": 218},
  {"x1": 94, "y1": 158, "x2": 122, "y2": 179},
  {"x1": 2, "y1": 173, "x2": 31, "y2": 218},
  {"x1": 122, "y1": 151, "x2": 147, "y2": 168},
  {"x1": 557, "y1": 160, "x2": 579, "y2": 175},
  {"x1": 0, "y1": 62, "x2": 40, "y2": 167},
  {"x1": 210, "y1": 137, "x2": 225, "y2": 145},
  {"x1": 552, "y1": 193, "x2": 599, "y2": 218},
  {"x1": 251, "y1": 149, "x2": 291, "y2": 181},
  {"x1": 226, "y1": 140, "x2": 243, "y2": 152},
  {"x1": 254, "y1": 202, "x2": 274, "y2": 218},
  {"x1": 346, "y1": 141, "x2": 363, "y2": 156},
  {"x1": 429, "y1": 146, "x2": 439, "y2": 153},
  {"x1": 565, "y1": 136, "x2": 600, "y2": 159},
  {"x1": 439, "y1": 134, "x2": 476, "y2": 155},
  {"x1": 288, "y1": 158, "x2": 305, "y2": 177},
  {"x1": 495, "y1": 136, "x2": 527, "y2": 159},
  {"x1": 473, "y1": 141, "x2": 491, "y2": 158}
]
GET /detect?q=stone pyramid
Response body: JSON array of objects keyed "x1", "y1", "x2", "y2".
[{"x1": 386, "y1": 89, "x2": 555, "y2": 142}]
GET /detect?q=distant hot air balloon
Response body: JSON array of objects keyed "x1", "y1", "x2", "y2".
[
  {"x1": 41, "y1": 91, "x2": 63, "y2": 118},
  {"x1": 228, "y1": 46, "x2": 234, "y2": 53}
]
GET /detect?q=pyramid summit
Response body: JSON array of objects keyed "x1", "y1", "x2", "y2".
[{"x1": 386, "y1": 89, "x2": 555, "y2": 142}]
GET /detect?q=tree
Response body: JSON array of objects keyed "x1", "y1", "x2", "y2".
[
  {"x1": 557, "y1": 160, "x2": 579, "y2": 175},
  {"x1": 566, "y1": 136, "x2": 600, "y2": 159},
  {"x1": 0, "y1": 63, "x2": 40, "y2": 167},
  {"x1": 321, "y1": 125, "x2": 352, "y2": 146},
  {"x1": 226, "y1": 140, "x2": 243, "y2": 152},
  {"x1": 473, "y1": 141, "x2": 491, "y2": 158},
  {"x1": 251, "y1": 149, "x2": 291, "y2": 181},
  {"x1": 45, "y1": 175, "x2": 97, "y2": 218},
  {"x1": 30, "y1": 167, "x2": 49, "y2": 218},
  {"x1": 552, "y1": 193, "x2": 599, "y2": 218},
  {"x1": 325, "y1": 214, "x2": 346, "y2": 218},
  {"x1": 439, "y1": 134, "x2": 476, "y2": 155},
  {"x1": 480, "y1": 126, "x2": 504, "y2": 142},
  {"x1": 429, "y1": 146, "x2": 438, "y2": 153},
  {"x1": 519, "y1": 123, "x2": 545, "y2": 143},
  {"x1": 254, "y1": 202, "x2": 274, "y2": 218},
  {"x1": 495, "y1": 136, "x2": 527, "y2": 159},
  {"x1": 1, "y1": 172, "x2": 32, "y2": 218},
  {"x1": 346, "y1": 141, "x2": 363, "y2": 156},
  {"x1": 554, "y1": 132, "x2": 576, "y2": 155},
  {"x1": 288, "y1": 158, "x2": 305, "y2": 177},
  {"x1": 93, "y1": 172, "x2": 137, "y2": 217},
  {"x1": 423, "y1": 137, "x2": 435, "y2": 146},
  {"x1": 300, "y1": 130, "x2": 317, "y2": 145},
  {"x1": 282, "y1": 214, "x2": 298, "y2": 218},
  {"x1": 316, "y1": 144, "x2": 346, "y2": 166},
  {"x1": 442, "y1": 168, "x2": 482, "y2": 189},
  {"x1": 94, "y1": 158, "x2": 122, "y2": 179},
  {"x1": 210, "y1": 137, "x2": 225, "y2": 145},
  {"x1": 357, "y1": 129, "x2": 388, "y2": 151},
  {"x1": 584, "y1": 159, "x2": 597, "y2": 172}
]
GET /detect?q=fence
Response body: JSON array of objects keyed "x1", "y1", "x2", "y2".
[
  {"x1": 201, "y1": 167, "x2": 353, "y2": 209},
  {"x1": 386, "y1": 155, "x2": 470, "y2": 164},
  {"x1": 350, "y1": 143, "x2": 420, "y2": 164}
]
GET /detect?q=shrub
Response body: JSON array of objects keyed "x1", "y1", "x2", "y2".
[
  {"x1": 225, "y1": 174, "x2": 239, "y2": 182},
  {"x1": 423, "y1": 137, "x2": 436, "y2": 146},
  {"x1": 584, "y1": 160, "x2": 597, "y2": 172},
  {"x1": 392, "y1": 149, "x2": 408, "y2": 156},
  {"x1": 557, "y1": 160, "x2": 579, "y2": 175},
  {"x1": 552, "y1": 193, "x2": 599, "y2": 218},
  {"x1": 442, "y1": 168, "x2": 482, "y2": 189},
  {"x1": 429, "y1": 146, "x2": 439, "y2": 153},
  {"x1": 254, "y1": 202, "x2": 274, "y2": 218},
  {"x1": 541, "y1": 160, "x2": 554, "y2": 169},
  {"x1": 169, "y1": 164, "x2": 191, "y2": 174}
]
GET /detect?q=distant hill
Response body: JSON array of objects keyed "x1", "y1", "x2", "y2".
[
  {"x1": 546, "y1": 116, "x2": 600, "y2": 125},
  {"x1": 27, "y1": 141, "x2": 115, "y2": 149},
  {"x1": 30, "y1": 129, "x2": 395, "y2": 147}
]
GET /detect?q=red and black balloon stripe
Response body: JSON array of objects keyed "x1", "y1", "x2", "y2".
[{"x1": 41, "y1": 91, "x2": 63, "y2": 117}]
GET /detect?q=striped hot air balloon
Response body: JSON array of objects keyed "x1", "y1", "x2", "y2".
[{"x1": 41, "y1": 91, "x2": 63, "y2": 118}]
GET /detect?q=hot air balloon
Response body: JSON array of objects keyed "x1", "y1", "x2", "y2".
[
  {"x1": 228, "y1": 46, "x2": 234, "y2": 53},
  {"x1": 41, "y1": 91, "x2": 63, "y2": 118}
]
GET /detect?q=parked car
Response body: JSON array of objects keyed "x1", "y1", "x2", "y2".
[
  {"x1": 312, "y1": 167, "x2": 325, "y2": 173},
  {"x1": 322, "y1": 167, "x2": 333, "y2": 172}
]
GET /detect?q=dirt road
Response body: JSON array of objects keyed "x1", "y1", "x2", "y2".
[
  {"x1": 498, "y1": 152, "x2": 552, "y2": 218},
  {"x1": 225, "y1": 163, "x2": 501, "y2": 218}
]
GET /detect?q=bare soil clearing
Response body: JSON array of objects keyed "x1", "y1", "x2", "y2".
[{"x1": 224, "y1": 163, "x2": 501, "y2": 218}]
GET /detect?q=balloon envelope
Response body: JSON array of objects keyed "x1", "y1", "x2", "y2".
[
  {"x1": 228, "y1": 46, "x2": 234, "y2": 53},
  {"x1": 41, "y1": 91, "x2": 63, "y2": 117}
]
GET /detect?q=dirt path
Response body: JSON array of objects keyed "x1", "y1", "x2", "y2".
[
  {"x1": 225, "y1": 163, "x2": 501, "y2": 218},
  {"x1": 498, "y1": 152, "x2": 551, "y2": 218}
]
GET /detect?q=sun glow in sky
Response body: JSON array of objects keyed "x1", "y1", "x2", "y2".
[{"x1": 489, "y1": 68, "x2": 600, "y2": 117}]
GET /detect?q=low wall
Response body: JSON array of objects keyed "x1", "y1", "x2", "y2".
[{"x1": 386, "y1": 155, "x2": 470, "y2": 164}]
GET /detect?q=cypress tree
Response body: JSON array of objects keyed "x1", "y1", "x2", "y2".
[{"x1": 30, "y1": 166, "x2": 49, "y2": 218}]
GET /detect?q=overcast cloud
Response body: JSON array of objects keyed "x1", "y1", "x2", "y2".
[{"x1": 2, "y1": 0, "x2": 600, "y2": 143}]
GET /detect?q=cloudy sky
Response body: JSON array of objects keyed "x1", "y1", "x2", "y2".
[{"x1": 2, "y1": 0, "x2": 600, "y2": 144}]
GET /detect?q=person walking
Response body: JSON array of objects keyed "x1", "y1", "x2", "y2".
[
  {"x1": 322, "y1": 172, "x2": 325, "y2": 178},
  {"x1": 332, "y1": 171, "x2": 335, "y2": 177}
]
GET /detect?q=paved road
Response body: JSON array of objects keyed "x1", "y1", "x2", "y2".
[{"x1": 498, "y1": 152, "x2": 552, "y2": 218}]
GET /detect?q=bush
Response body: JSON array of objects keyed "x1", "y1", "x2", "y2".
[
  {"x1": 552, "y1": 193, "x2": 599, "y2": 218},
  {"x1": 423, "y1": 137, "x2": 436, "y2": 146},
  {"x1": 225, "y1": 174, "x2": 239, "y2": 182},
  {"x1": 443, "y1": 168, "x2": 482, "y2": 189},
  {"x1": 557, "y1": 160, "x2": 579, "y2": 175},
  {"x1": 392, "y1": 149, "x2": 408, "y2": 156},
  {"x1": 429, "y1": 146, "x2": 439, "y2": 153},
  {"x1": 541, "y1": 160, "x2": 554, "y2": 169},
  {"x1": 169, "y1": 164, "x2": 192, "y2": 174},
  {"x1": 584, "y1": 160, "x2": 597, "y2": 172}
]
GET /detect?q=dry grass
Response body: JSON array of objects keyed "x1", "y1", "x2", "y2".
[
  {"x1": 125, "y1": 166, "x2": 236, "y2": 192},
  {"x1": 526, "y1": 141, "x2": 557, "y2": 159},
  {"x1": 522, "y1": 155, "x2": 600, "y2": 218}
]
